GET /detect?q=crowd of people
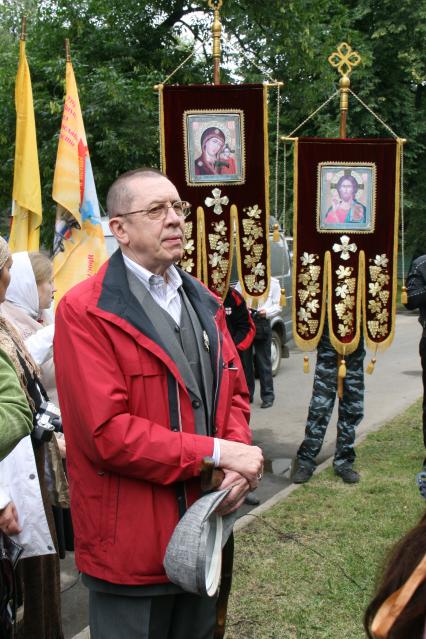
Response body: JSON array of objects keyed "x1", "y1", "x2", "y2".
[{"x1": 0, "y1": 167, "x2": 424, "y2": 639}]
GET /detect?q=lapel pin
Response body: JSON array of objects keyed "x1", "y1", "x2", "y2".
[{"x1": 203, "y1": 330, "x2": 210, "y2": 352}]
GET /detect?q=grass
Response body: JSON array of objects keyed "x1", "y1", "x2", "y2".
[{"x1": 226, "y1": 400, "x2": 424, "y2": 639}]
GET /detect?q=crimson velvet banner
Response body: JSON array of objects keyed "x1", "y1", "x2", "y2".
[
  {"x1": 292, "y1": 137, "x2": 401, "y2": 355},
  {"x1": 159, "y1": 84, "x2": 270, "y2": 299}
]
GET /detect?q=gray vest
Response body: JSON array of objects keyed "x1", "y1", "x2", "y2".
[{"x1": 126, "y1": 270, "x2": 214, "y2": 436}]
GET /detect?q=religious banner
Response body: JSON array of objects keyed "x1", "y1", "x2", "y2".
[
  {"x1": 159, "y1": 84, "x2": 270, "y2": 299},
  {"x1": 292, "y1": 137, "x2": 401, "y2": 355}
]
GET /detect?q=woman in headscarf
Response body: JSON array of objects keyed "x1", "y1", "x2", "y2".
[
  {"x1": 1, "y1": 250, "x2": 72, "y2": 559},
  {"x1": 0, "y1": 247, "x2": 32, "y2": 462},
  {"x1": 0, "y1": 237, "x2": 63, "y2": 639},
  {"x1": 2, "y1": 251, "x2": 56, "y2": 402}
]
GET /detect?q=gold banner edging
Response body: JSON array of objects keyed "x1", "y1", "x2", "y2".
[
  {"x1": 263, "y1": 83, "x2": 271, "y2": 294},
  {"x1": 362, "y1": 138, "x2": 402, "y2": 353},
  {"x1": 157, "y1": 85, "x2": 166, "y2": 173},
  {"x1": 196, "y1": 206, "x2": 205, "y2": 281}
]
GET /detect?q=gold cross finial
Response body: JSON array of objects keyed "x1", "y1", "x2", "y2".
[{"x1": 328, "y1": 42, "x2": 361, "y2": 77}]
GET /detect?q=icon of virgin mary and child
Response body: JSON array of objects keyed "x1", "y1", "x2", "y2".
[
  {"x1": 194, "y1": 127, "x2": 236, "y2": 176},
  {"x1": 324, "y1": 174, "x2": 367, "y2": 224}
]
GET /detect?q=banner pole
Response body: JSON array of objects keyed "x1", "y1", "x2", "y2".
[
  {"x1": 65, "y1": 38, "x2": 71, "y2": 63},
  {"x1": 339, "y1": 75, "x2": 350, "y2": 137},
  {"x1": 327, "y1": 42, "x2": 361, "y2": 137},
  {"x1": 208, "y1": 0, "x2": 223, "y2": 85},
  {"x1": 20, "y1": 15, "x2": 26, "y2": 41},
  {"x1": 327, "y1": 43, "x2": 362, "y2": 395}
]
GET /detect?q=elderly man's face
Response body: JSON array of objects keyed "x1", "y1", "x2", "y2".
[{"x1": 111, "y1": 175, "x2": 185, "y2": 275}]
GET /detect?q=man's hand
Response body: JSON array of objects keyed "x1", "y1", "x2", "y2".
[
  {"x1": 0, "y1": 502, "x2": 21, "y2": 535},
  {"x1": 217, "y1": 440, "x2": 264, "y2": 490},
  {"x1": 215, "y1": 470, "x2": 250, "y2": 516}
]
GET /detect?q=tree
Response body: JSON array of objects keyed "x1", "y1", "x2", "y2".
[{"x1": 0, "y1": 0, "x2": 424, "y2": 257}]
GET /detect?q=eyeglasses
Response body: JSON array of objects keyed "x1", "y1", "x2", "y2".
[{"x1": 116, "y1": 200, "x2": 191, "y2": 221}]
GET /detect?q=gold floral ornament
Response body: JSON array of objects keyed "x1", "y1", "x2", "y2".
[
  {"x1": 332, "y1": 235, "x2": 357, "y2": 261},
  {"x1": 179, "y1": 222, "x2": 195, "y2": 274},
  {"x1": 333, "y1": 263, "x2": 356, "y2": 338},
  {"x1": 207, "y1": 217, "x2": 229, "y2": 295},
  {"x1": 366, "y1": 252, "x2": 391, "y2": 341},
  {"x1": 241, "y1": 204, "x2": 266, "y2": 295},
  {"x1": 297, "y1": 253, "x2": 321, "y2": 336},
  {"x1": 204, "y1": 188, "x2": 229, "y2": 215}
]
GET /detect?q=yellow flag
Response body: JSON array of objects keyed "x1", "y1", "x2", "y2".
[
  {"x1": 52, "y1": 59, "x2": 107, "y2": 303},
  {"x1": 9, "y1": 39, "x2": 42, "y2": 252}
]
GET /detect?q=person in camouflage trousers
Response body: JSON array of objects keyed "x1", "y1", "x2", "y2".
[{"x1": 293, "y1": 324, "x2": 366, "y2": 484}]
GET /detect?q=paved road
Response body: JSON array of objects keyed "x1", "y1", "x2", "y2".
[{"x1": 62, "y1": 312, "x2": 423, "y2": 638}]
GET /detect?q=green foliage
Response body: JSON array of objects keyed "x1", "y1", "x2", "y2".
[{"x1": 0, "y1": 0, "x2": 424, "y2": 254}]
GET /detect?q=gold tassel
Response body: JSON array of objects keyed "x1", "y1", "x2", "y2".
[
  {"x1": 401, "y1": 286, "x2": 408, "y2": 305},
  {"x1": 337, "y1": 353, "x2": 346, "y2": 400},
  {"x1": 366, "y1": 357, "x2": 377, "y2": 375},
  {"x1": 280, "y1": 288, "x2": 286, "y2": 307},
  {"x1": 338, "y1": 357, "x2": 346, "y2": 379},
  {"x1": 273, "y1": 223, "x2": 280, "y2": 242},
  {"x1": 303, "y1": 355, "x2": 309, "y2": 374},
  {"x1": 366, "y1": 346, "x2": 378, "y2": 375}
]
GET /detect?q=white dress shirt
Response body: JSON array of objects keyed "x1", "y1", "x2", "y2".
[
  {"x1": 123, "y1": 255, "x2": 220, "y2": 465},
  {"x1": 123, "y1": 255, "x2": 182, "y2": 325}
]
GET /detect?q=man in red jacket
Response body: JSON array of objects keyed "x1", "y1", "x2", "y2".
[{"x1": 54, "y1": 168, "x2": 263, "y2": 639}]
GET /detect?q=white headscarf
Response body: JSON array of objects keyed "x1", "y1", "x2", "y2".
[
  {"x1": 0, "y1": 237, "x2": 10, "y2": 270},
  {"x1": 5, "y1": 252, "x2": 40, "y2": 319}
]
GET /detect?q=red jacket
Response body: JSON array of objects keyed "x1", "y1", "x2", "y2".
[{"x1": 54, "y1": 251, "x2": 251, "y2": 585}]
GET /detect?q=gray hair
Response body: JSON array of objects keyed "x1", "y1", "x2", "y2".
[{"x1": 106, "y1": 168, "x2": 164, "y2": 218}]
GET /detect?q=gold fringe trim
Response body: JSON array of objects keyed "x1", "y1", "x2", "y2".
[
  {"x1": 197, "y1": 206, "x2": 205, "y2": 282},
  {"x1": 221, "y1": 205, "x2": 237, "y2": 300},
  {"x1": 292, "y1": 138, "x2": 319, "y2": 353},
  {"x1": 263, "y1": 83, "x2": 271, "y2": 300},
  {"x1": 280, "y1": 288, "x2": 286, "y2": 307},
  {"x1": 234, "y1": 204, "x2": 271, "y2": 303},
  {"x1": 157, "y1": 85, "x2": 166, "y2": 173},
  {"x1": 401, "y1": 286, "x2": 407, "y2": 305},
  {"x1": 362, "y1": 138, "x2": 402, "y2": 353}
]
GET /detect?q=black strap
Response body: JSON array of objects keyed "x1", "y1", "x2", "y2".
[{"x1": 14, "y1": 349, "x2": 48, "y2": 418}]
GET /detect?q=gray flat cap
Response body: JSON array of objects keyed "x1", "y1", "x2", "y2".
[{"x1": 163, "y1": 488, "x2": 237, "y2": 597}]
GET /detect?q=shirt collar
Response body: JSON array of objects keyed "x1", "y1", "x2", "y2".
[{"x1": 122, "y1": 254, "x2": 182, "y2": 291}]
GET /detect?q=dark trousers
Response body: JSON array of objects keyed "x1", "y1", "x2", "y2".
[
  {"x1": 297, "y1": 330, "x2": 365, "y2": 470},
  {"x1": 240, "y1": 319, "x2": 274, "y2": 403},
  {"x1": 89, "y1": 590, "x2": 217, "y2": 639},
  {"x1": 421, "y1": 330, "x2": 426, "y2": 448}
]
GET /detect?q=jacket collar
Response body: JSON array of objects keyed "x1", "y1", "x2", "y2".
[{"x1": 90, "y1": 250, "x2": 222, "y2": 382}]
